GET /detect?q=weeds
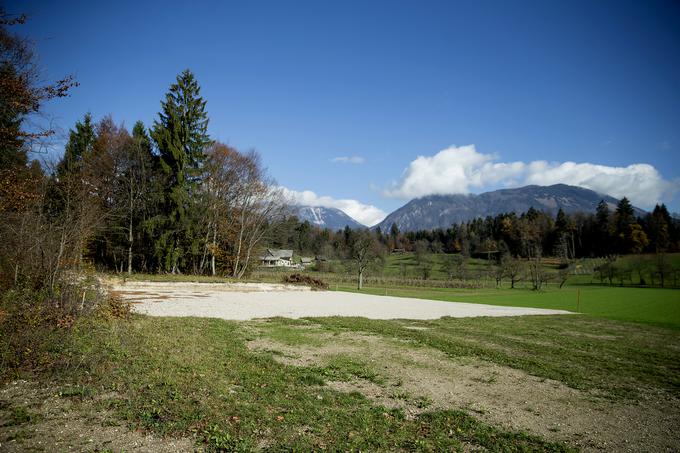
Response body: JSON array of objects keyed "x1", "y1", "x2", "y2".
[
  {"x1": 203, "y1": 424, "x2": 250, "y2": 452},
  {"x1": 314, "y1": 355, "x2": 385, "y2": 384},
  {"x1": 0, "y1": 277, "x2": 130, "y2": 382},
  {"x1": 2, "y1": 405, "x2": 40, "y2": 426}
]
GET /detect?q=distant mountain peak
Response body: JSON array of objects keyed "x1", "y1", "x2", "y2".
[
  {"x1": 293, "y1": 205, "x2": 365, "y2": 230},
  {"x1": 376, "y1": 184, "x2": 644, "y2": 232}
]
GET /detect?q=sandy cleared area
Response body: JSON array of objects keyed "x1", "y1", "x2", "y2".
[{"x1": 113, "y1": 281, "x2": 572, "y2": 320}]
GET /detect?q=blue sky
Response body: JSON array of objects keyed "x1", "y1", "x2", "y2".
[{"x1": 15, "y1": 0, "x2": 680, "y2": 224}]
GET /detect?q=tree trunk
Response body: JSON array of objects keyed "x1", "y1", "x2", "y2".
[
  {"x1": 358, "y1": 269, "x2": 363, "y2": 290},
  {"x1": 233, "y1": 208, "x2": 246, "y2": 278},
  {"x1": 211, "y1": 226, "x2": 217, "y2": 276},
  {"x1": 127, "y1": 213, "x2": 133, "y2": 275}
]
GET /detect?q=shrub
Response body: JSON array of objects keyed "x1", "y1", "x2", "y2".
[{"x1": 0, "y1": 276, "x2": 130, "y2": 382}]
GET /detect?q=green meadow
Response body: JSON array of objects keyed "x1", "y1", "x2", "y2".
[{"x1": 336, "y1": 284, "x2": 680, "y2": 329}]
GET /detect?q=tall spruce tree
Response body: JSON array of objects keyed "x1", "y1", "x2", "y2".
[
  {"x1": 595, "y1": 200, "x2": 611, "y2": 255},
  {"x1": 132, "y1": 121, "x2": 152, "y2": 155},
  {"x1": 615, "y1": 197, "x2": 635, "y2": 230},
  {"x1": 614, "y1": 197, "x2": 636, "y2": 254},
  {"x1": 151, "y1": 70, "x2": 211, "y2": 272},
  {"x1": 57, "y1": 113, "x2": 95, "y2": 177},
  {"x1": 649, "y1": 204, "x2": 671, "y2": 253}
]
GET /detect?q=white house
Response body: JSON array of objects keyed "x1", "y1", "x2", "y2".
[{"x1": 259, "y1": 249, "x2": 294, "y2": 267}]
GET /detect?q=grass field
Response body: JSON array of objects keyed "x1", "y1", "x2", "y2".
[
  {"x1": 0, "y1": 316, "x2": 577, "y2": 452},
  {"x1": 3, "y1": 313, "x2": 677, "y2": 451},
  {"x1": 335, "y1": 284, "x2": 680, "y2": 329},
  {"x1": 306, "y1": 252, "x2": 680, "y2": 329}
]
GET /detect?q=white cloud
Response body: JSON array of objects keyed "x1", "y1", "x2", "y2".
[
  {"x1": 280, "y1": 187, "x2": 386, "y2": 227},
  {"x1": 385, "y1": 144, "x2": 679, "y2": 208},
  {"x1": 331, "y1": 156, "x2": 365, "y2": 164}
]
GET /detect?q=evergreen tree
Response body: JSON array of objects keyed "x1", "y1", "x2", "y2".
[
  {"x1": 555, "y1": 208, "x2": 568, "y2": 232},
  {"x1": 595, "y1": 200, "x2": 611, "y2": 255},
  {"x1": 553, "y1": 208, "x2": 572, "y2": 259},
  {"x1": 0, "y1": 60, "x2": 28, "y2": 168},
  {"x1": 524, "y1": 206, "x2": 540, "y2": 221},
  {"x1": 150, "y1": 70, "x2": 211, "y2": 272},
  {"x1": 615, "y1": 197, "x2": 635, "y2": 231},
  {"x1": 596, "y1": 200, "x2": 610, "y2": 227},
  {"x1": 649, "y1": 204, "x2": 671, "y2": 253},
  {"x1": 132, "y1": 121, "x2": 152, "y2": 155},
  {"x1": 58, "y1": 113, "x2": 95, "y2": 176},
  {"x1": 614, "y1": 197, "x2": 635, "y2": 253},
  {"x1": 390, "y1": 222, "x2": 399, "y2": 239},
  {"x1": 131, "y1": 121, "x2": 165, "y2": 271}
]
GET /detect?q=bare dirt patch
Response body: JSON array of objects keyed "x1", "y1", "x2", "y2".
[
  {"x1": 248, "y1": 325, "x2": 680, "y2": 452},
  {"x1": 0, "y1": 380, "x2": 197, "y2": 452},
  {"x1": 114, "y1": 281, "x2": 572, "y2": 320}
]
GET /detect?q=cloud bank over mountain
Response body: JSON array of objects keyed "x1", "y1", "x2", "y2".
[
  {"x1": 384, "y1": 145, "x2": 678, "y2": 208},
  {"x1": 280, "y1": 187, "x2": 386, "y2": 227}
]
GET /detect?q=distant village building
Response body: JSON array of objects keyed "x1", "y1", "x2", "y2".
[
  {"x1": 313, "y1": 255, "x2": 331, "y2": 271},
  {"x1": 300, "y1": 257, "x2": 314, "y2": 267},
  {"x1": 259, "y1": 249, "x2": 294, "y2": 267}
]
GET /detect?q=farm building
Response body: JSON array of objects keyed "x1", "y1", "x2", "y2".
[{"x1": 259, "y1": 249, "x2": 294, "y2": 267}]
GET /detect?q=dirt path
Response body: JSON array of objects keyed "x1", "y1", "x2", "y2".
[{"x1": 113, "y1": 281, "x2": 572, "y2": 320}]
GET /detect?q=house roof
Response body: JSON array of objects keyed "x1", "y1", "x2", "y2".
[
  {"x1": 260, "y1": 249, "x2": 294, "y2": 260},
  {"x1": 300, "y1": 257, "x2": 314, "y2": 263}
]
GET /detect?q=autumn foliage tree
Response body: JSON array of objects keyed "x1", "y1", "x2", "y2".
[
  {"x1": 0, "y1": 9, "x2": 78, "y2": 289},
  {"x1": 203, "y1": 143, "x2": 286, "y2": 277}
]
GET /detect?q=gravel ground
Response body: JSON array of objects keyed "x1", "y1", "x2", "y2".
[{"x1": 113, "y1": 281, "x2": 572, "y2": 320}]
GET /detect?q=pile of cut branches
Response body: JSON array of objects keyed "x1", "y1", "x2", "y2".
[{"x1": 282, "y1": 273, "x2": 328, "y2": 290}]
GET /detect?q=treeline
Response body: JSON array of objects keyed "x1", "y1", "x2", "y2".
[
  {"x1": 271, "y1": 199, "x2": 679, "y2": 261},
  {"x1": 2, "y1": 66, "x2": 287, "y2": 290}
]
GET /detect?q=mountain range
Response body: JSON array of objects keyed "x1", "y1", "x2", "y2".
[
  {"x1": 294, "y1": 184, "x2": 645, "y2": 232},
  {"x1": 375, "y1": 184, "x2": 644, "y2": 232}
]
